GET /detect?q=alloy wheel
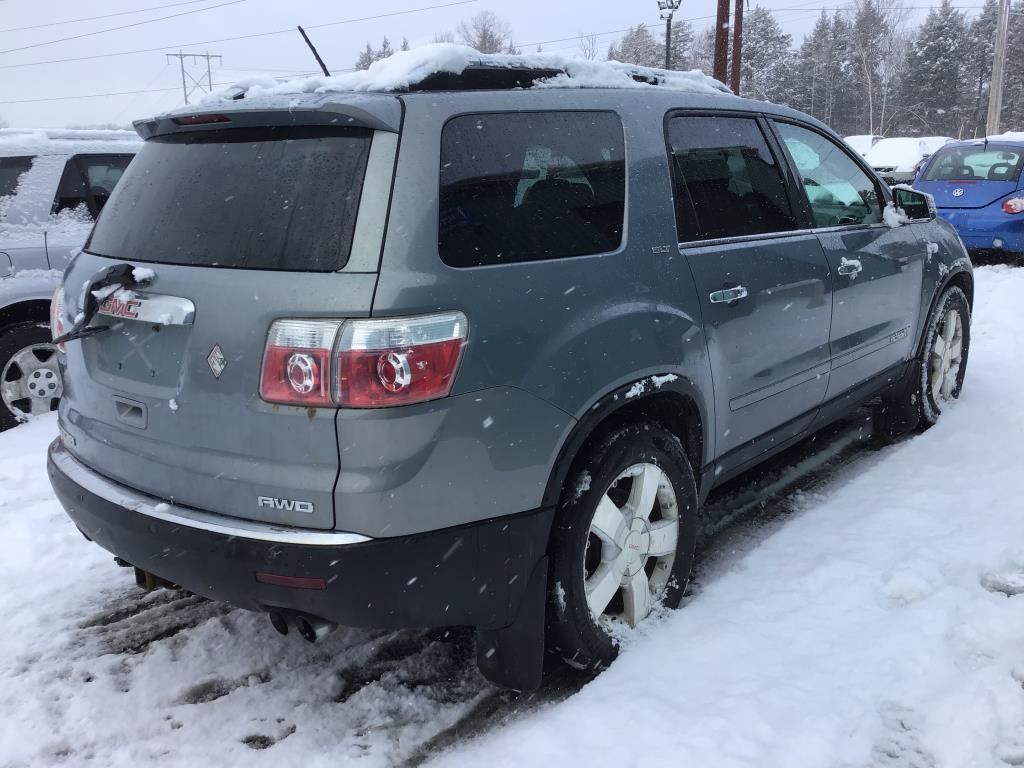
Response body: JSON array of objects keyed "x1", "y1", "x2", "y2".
[
  {"x1": 1, "y1": 343, "x2": 62, "y2": 420},
  {"x1": 929, "y1": 308, "x2": 963, "y2": 404},
  {"x1": 583, "y1": 462, "x2": 679, "y2": 628}
]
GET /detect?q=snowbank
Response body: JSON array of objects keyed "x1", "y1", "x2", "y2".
[{"x1": 204, "y1": 43, "x2": 730, "y2": 104}]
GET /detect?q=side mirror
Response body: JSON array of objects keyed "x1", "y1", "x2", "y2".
[{"x1": 892, "y1": 186, "x2": 936, "y2": 221}]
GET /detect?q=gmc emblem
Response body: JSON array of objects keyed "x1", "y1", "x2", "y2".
[
  {"x1": 257, "y1": 496, "x2": 314, "y2": 514},
  {"x1": 99, "y1": 296, "x2": 142, "y2": 319}
]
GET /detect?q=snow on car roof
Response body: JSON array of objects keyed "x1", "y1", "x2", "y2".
[
  {"x1": 203, "y1": 43, "x2": 731, "y2": 105},
  {"x1": 865, "y1": 136, "x2": 954, "y2": 170},
  {"x1": 0, "y1": 128, "x2": 140, "y2": 158}
]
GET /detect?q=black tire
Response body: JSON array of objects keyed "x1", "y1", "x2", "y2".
[
  {"x1": 0, "y1": 321, "x2": 59, "y2": 431},
  {"x1": 876, "y1": 286, "x2": 970, "y2": 440},
  {"x1": 545, "y1": 422, "x2": 699, "y2": 672}
]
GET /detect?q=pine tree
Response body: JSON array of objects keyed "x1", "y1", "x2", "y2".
[
  {"x1": 377, "y1": 36, "x2": 394, "y2": 60},
  {"x1": 689, "y1": 27, "x2": 717, "y2": 75},
  {"x1": 608, "y1": 24, "x2": 663, "y2": 68},
  {"x1": 739, "y1": 7, "x2": 794, "y2": 103},
  {"x1": 668, "y1": 20, "x2": 694, "y2": 70},
  {"x1": 354, "y1": 42, "x2": 377, "y2": 71},
  {"x1": 900, "y1": 0, "x2": 969, "y2": 135},
  {"x1": 400, "y1": 37, "x2": 410, "y2": 52}
]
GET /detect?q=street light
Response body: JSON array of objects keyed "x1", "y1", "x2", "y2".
[{"x1": 658, "y1": 0, "x2": 682, "y2": 70}]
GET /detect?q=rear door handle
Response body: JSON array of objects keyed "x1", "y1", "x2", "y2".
[{"x1": 709, "y1": 286, "x2": 749, "y2": 304}]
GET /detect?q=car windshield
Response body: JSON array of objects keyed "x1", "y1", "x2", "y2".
[
  {"x1": 923, "y1": 145, "x2": 1024, "y2": 182},
  {"x1": 86, "y1": 126, "x2": 372, "y2": 271}
]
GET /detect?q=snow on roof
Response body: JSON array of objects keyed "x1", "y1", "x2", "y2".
[
  {"x1": 0, "y1": 128, "x2": 141, "y2": 157},
  {"x1": 204, "y1": 43, "x2": 730, "y2": 105},
  {"x1": 986, "y1": 131, "x2": 1024, "y2": 142},
  {"x1": 865, "y1": 136, "x2": 954, "y2": 171}
]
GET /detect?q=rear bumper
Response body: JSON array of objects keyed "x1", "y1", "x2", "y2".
[
  {"x1": 937, "y1": 207, "x2": 1024, "y2": 252},
  {"x1": 48, "y1": 438, "x2": 553, "y2": 631}
]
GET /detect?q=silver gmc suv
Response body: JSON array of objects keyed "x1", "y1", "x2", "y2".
[{"x1": 46, "y1": 52, "x2": 973, "y2": 690}]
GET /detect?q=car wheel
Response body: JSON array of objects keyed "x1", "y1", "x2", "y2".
[
  {"x1": 876, "y1": 286, "x2": 970, "y2": 441},
  {"x1": 918, "y1": 286, "x2": 970, "y2": 427},
  {"x1": 0, "y1": 322, "x2": 62, "y2": 431},
  {"x1": 545, "y1": 422, "x2": 698, "y2": 671}
]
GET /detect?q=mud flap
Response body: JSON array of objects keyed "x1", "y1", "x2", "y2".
[{"x1": 475, "y1": 555, "x2": 548, "y2": 691}]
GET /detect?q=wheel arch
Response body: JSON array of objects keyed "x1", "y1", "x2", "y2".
[
  {"x1": 0, "y1": 299, "x2": 51, "y2": 330},
  {"x1": 916, "y1": 266, "x2": 973, "y2": 359},
  {"x1": 541, "y1": 375, "x2": 709, "y2": 509}
]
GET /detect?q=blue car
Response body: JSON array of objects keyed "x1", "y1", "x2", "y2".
[{"x1": 914, "y1": 139, "x2": 1024, "y2": 262}]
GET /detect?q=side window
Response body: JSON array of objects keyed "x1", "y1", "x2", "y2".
[
  {"x1": 52, "y1": 154, "x2": 133, "y2": 218},
  {"x1": 439, "y1": 111, "x2": 625, "y2": 267},
  {"x1": 0, "y1": 156, "x2": 33, "y2": 200},
  {"x1": 773, "y1": 122, "x2": 882, "y2": 228},
  {"x1": 667, "y1": 115, "x2": 797, "y2": 243}
]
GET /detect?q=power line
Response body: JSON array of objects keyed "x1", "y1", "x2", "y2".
[
  {"x1": 0, "y1": 0, "x2": 478, "y2": 71},
  {"x1": 0, "y1": 0, "x2": 225, "y2": 35},
  {"x1": 0, "y1": 0, "x2": 246, "y2": 55}
]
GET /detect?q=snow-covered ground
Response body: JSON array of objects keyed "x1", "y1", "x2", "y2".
[{"x1": 1, "y1": 265, "x2": 1022, "y2": 767}]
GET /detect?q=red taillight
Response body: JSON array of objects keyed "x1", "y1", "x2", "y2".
[
  {"x1": 1002, "y1": 197, "x2": 1024, "y2": 214},
  {"x1": 260, "y1": 320, "x2": 341, "y2": 406},
  {"x1": 172, "y1": 114, "x2": 231, "y2": 125},
  {"x1": 50, "y1": 286, "x2": 65, "y2": 353},
  {"x1": 258, "y1": 312, "x2": 468, "y2": 409},
  {"x1": 335, "y1": 312, "x2": 468, "y2": 408}
]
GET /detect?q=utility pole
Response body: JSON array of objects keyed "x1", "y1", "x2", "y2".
[
  {"x1": 713, "y1": 0, "x2": 730, "y2": 83},
  {"x1": 658, "y1": 0, "x2": 682, "y2": 69},
  {"x1": 729, "y1": 0, "x2": 744, "y2": 94},
  {"x1": 166, "y1": 51, "x2": 223, "y2": 105},
  {"x1": 986, "y1": 0, "x2": 1010, "y2": 135}
]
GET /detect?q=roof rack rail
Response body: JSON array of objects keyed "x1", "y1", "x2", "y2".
[{"x1": 407, "y1": 65, "x2": 565, "y2": 92}]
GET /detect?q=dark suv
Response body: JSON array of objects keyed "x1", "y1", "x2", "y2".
[{"x1": 47, "y1": 52, "x2": 973, "y2": 691}]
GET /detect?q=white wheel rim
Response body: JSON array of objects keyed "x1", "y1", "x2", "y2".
[
  {"x1": 929, "y1": 309, "x2": 963, "y2": 405},
  {"x1": 1, "y1": 343, "x2": 62, "y2": 420},
  {"x1": 583, "y1": 463, "x2": 679, "y2": 629}
]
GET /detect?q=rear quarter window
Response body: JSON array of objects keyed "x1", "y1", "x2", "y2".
[{"x1": 438, "y1": 111, "x2": 625, "y2": 268}]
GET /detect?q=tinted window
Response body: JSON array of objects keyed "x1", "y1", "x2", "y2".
[
  {"x1": 53, "y1": 154, "x2": 133, "y2": 217},
  {"x1": 88, "y1": 127, "x2": 371, "y2": 271},
  {"x1": 667, "y1": 115, "x2": 796, "y2": 242},
  {"x1": 439, "y1": 111, "x2": 625, "y2": 267},
  {"x1": 924, "y1": 145, "x2": 1023, "y2": 182},
  {"x1": 0, "y1": 156, "x2": 33, "y2": 199},
  {"x1": 774, "y1": 122, "x2": 882, "y2": 228}
]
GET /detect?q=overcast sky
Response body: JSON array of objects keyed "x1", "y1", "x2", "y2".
[{"x1": 0, "y1": 0, "x2": 991, "y2": 128}]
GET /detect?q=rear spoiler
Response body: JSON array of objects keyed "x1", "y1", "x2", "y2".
[{"x1": 133, "y1": 94, "x2": 402, "y2": 139}]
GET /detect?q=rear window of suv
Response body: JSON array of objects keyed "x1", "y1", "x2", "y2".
[
  {"x1": 439, "y1": 111, "x2": 625, "y2": 267},
  {"x1": 87, "y1": 126, "x2": 372, "y2": 271},
  {"x1": 923, "y1": 145, "x2": 1024, "y2": 182}
]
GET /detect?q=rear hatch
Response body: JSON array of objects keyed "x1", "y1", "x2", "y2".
[
  {"x1": 917, "y1": 143, "x2": 1023, "y2": 209},
  {"x1": 58, "y1": 112, "x2": 397, "y2": 530}
]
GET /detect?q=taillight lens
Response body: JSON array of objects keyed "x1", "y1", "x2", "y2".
[
  {"x1": 50, "y1": 286, "x2": 65, "y2": 353},
  {"x1": 260, "y1": 320, "x2": 341, "y2": 406},
  {"x1": 258, "y1": 312, "x2": 468, "y2": 409},
  {"x1": 336, "y1": 312, "x2": 468, "y2": 407},
  {"x1": 1002, "y1": 197, "x2": 1024, "y2": 214}
]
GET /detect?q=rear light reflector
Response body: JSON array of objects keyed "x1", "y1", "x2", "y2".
[
  {"x1": 1003, "y1": 198, "x2": 1024, "y2": 214},
  {"x1": 50, "y1": 286, "x2": 66, "y2": 353},
  {"x1": 335, "y1": 312, "x2": 468, "y2": 407},
  {"x1": 254, "y1": 572, "x2": 327, "y2": 590},
  {"x1": 260, "y1": 319, "x2": 341, "y2": 406}
]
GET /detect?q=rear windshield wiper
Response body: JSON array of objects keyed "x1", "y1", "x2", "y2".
[{"x1": 53, "y1": 263, "x2": 153, "y2": 346}]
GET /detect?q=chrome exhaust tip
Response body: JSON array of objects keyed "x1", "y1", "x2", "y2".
[
  {"x1": 295, "y1": 615, "x2": 334, "y2": 643},
  {"x1": 268, "y1": 611, "x2": 289, "y2": 636}
]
